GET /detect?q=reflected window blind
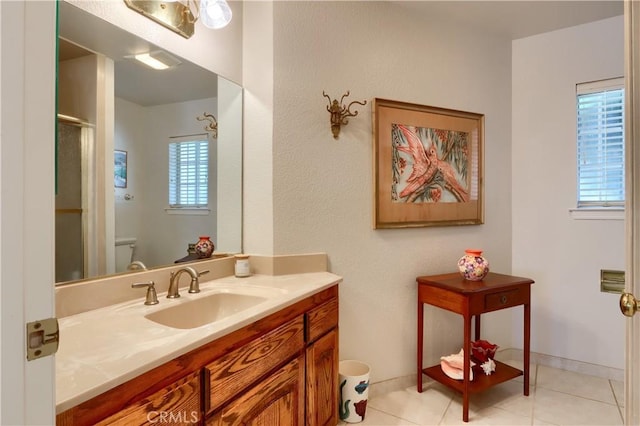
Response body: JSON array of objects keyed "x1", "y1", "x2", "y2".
[
  {"x1": 576, "y1": 78, "x2": 625, "y2": 207},
  {"x1": 169, "y1": 136, "x2": 209, "y2": 207}
]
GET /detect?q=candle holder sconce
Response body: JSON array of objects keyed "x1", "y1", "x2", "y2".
[
  {"x1": 196, "y1": 112, "x2": 218, "y2": 139},
  {"x1": 323, "y1": 91, "x2": 367, "y2": 139}
]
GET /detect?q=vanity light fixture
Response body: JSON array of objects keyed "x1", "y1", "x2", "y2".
[
  {"x1": 131, "y1": 51, "x2": 182, "y2": 70},
  {"x1": 124, "y1": 0, "x2": 232, "y2": 39},
  {"x1": 197, "y1": 112, "x2": 218, "y2": 139},
  {"x1": 322, "y1": 91, "x2": 367, "y2": 139}
]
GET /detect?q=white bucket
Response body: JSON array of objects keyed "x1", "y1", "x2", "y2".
[{"x1": 339, "y1": 360, "x2": 370, "y2": 423}]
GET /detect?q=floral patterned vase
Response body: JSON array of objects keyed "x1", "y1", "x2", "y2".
[
  {"x1": 457, "y1": 249, "x2": 489, "y2": 281},
  {"x1": 194, "y1": 236, "x2": 214, "y2": 259}
]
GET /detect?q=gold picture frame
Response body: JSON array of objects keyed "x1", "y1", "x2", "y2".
[{"x1": 372, "y1": 98, "x2": 484, "y2": 229}]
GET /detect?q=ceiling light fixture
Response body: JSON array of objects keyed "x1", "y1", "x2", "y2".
[
  {"x1": 124, "y1": 0, "x2": 232, "y2": 39},
  {"x1": 130, "y1": 50, "x2": 182, "y2": 70}
]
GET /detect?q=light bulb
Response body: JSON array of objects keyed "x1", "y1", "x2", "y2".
[{"x1": 200, "y1": 0, "x2": 232, "y2": 29}]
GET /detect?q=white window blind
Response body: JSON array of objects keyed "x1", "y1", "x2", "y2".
[
  {"x1": 576, "y1": 77, "x2": 625, "y2": 208},
  {"x1": 169, "y1": 136, "x2": 209, "y2": 208}
]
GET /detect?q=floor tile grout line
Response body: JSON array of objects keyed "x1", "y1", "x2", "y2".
[
  {"x1": 536, "y1": 363, "x2": 620, "y2": 407},
  {"x1": 437, "y1": 394, "x2": 454, "y2": 425},
  {"x1": 533, "y1": 384, "x2": 620, "y2": 407},
  {"x1": 368, "y1": 406, "x2": 421, "y2": 425},
  {"x1": 608, "y1": 379, "x2": 625, "y2": 423}
]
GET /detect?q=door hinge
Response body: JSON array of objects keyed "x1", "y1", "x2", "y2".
[{"x1": 26, "y1": 318, "x2": 59, "y2": 361}]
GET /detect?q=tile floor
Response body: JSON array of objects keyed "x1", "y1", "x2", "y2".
[{"x1": 339, "y1": 361, "x2": 624, "y2": 425}]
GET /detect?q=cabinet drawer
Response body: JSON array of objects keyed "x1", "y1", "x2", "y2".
[
  {"x1": 206, "y1": 355, "x2": 305, "y2": 425},
  {"x1": 306, "y1": 297, "x2": 338, "y2": 343},
  {"x1": 204, "y1": 315, "x2": 305, "y2": 414},
  {"x1": 484, "y1": 289, "x2": 525, "y2": 311},
  {"x1": 95, "y1": 371, "x2": 200, "y2": 425}
]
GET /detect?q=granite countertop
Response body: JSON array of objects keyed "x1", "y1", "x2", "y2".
[{"x1": 56, "y1": 271, "x2": 342, "y2": 413}]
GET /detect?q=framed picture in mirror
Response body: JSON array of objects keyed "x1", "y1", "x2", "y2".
[{"x1": 114, "y1": 149, "x2": 128, "y2": 189}]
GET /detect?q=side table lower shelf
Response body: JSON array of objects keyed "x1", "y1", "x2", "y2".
[{"x1": 422, "y1": 360, "x2": 523, "y2": 394}]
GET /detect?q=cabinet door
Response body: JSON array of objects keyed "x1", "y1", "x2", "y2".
[
  {"x1": 204, "y1": 316, "x2": 304, "y2": 414},
  {"x1": 306, "y1": 328, "x2": 339, "y2": 426},
  {"x1": 94, "y1": 371, "x2": 201, "y2": 426},
  {"x1": 206, "y1": 355, "x2": 305, "y2": 426}
]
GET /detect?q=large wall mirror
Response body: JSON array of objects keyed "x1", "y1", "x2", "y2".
[{"x1": 55, "y1": 1, "x2": 243, "y2": 285}]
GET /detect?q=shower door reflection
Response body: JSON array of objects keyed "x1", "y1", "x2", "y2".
[{"x1": 55, "y1": 117, "x2": 97, "y2": 282}]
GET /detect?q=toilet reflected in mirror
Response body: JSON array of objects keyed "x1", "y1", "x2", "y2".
[{"x1": 115, "y1": 238, "x2": 137, "y2": 273}]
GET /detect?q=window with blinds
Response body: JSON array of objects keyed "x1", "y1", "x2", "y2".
[
  {"x1": 168, "y1": 136, "x2": 209, "y2": 208},
  {"x1": 576, "y1": 77, "x2": 625, "y2": 208}
]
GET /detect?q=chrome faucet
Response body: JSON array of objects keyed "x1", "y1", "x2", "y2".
[{"x1": 167, "y1": 267, "x2": 210, "y2": 298}]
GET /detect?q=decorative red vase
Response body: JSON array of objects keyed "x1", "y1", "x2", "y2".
[
  {"x1": 471, "y1": 340, "x2": 499, "y2": 363},
  {"x1": 194, "y1": 236, "x2": 214, "y2": 258}
]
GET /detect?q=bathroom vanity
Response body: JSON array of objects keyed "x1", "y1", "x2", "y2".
[{"x1": 55, "y1": 270, "x2": 341, "y2": 425}]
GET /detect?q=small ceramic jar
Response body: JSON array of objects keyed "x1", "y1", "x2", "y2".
[{"x1": 234, "y1": 254, "x2": 251, "y2": 278}]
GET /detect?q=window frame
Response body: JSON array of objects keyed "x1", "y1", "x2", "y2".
[
  {"x1": 571, "y1": 77, "x2": 625, "y2": 220},
  {"x1": 166, "y1": 134, "x2": 210, "y2": 215}
]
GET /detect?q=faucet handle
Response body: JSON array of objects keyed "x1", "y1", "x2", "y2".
[
  {"x1": 188, "y1": 269, "x2": 211, "y2": 294},
  {"x1": 131, "y1": 281, "x2": 159, "y2": 305}
]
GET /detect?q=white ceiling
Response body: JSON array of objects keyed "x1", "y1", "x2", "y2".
[
  {"x1": 394, "y1": 1, "x2": 623, "y2": 40},
  {"x1": 58, "y1": 1, "x2": 624, "y2": 107}
]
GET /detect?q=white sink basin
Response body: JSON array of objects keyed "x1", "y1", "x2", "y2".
[{"x1": 145, "y1": 292, "x2": 268, "y2": 329}]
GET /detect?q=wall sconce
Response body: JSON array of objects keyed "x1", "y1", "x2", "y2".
[
  {"x1": 124, "y1": 0, "x2": 232, "y2": 39},
  {"x1": 197, "y1": 112, "x2": 218, "y2": 138},
  {"x1": 323, "y1": 91, "x2": 367, "y2": 139}
]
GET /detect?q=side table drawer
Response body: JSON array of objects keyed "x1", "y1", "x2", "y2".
[{"x1": 484, "y1": 288, "x2": 526, "y2": 311}]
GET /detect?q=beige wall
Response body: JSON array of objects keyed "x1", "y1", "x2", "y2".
[
  {"x1": 513, "y1": 16, "x2": 625, "y2": 369},
  {"x1": 244, "y1": 1, "x2": 514, "y2": 382}
]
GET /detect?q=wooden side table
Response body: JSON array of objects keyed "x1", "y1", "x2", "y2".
[{"x1": 416, "y1": 272, "x2": 534, "y2": 422}]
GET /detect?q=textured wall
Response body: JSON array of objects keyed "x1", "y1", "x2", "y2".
[{"x1": 265, "y1": 1, "x2": 513, "y2": 382}]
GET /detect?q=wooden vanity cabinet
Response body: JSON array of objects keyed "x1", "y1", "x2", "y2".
[
  {"x1": 203, "y1": 295, "x2": 339, "y2": 426},
  {"x1": 56, "y1": 285, "x2": 339, "y2": 426},
  {"x1": 305, "y1": 299, "x2": 339, "y2": 426},
  {"x1": 95, "y1": 371, "x2": 201, "y2": 426},
  {"x1": 206, "y1": 355, "x2": 306, "y2": 425},
  {"x1": 204, "y1": 316, "x2": 305, "y2": 413}
]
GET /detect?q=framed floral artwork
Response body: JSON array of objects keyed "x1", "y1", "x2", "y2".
[{"x1": 372, "y1": 98, "x2": 484, "y2": 228}]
